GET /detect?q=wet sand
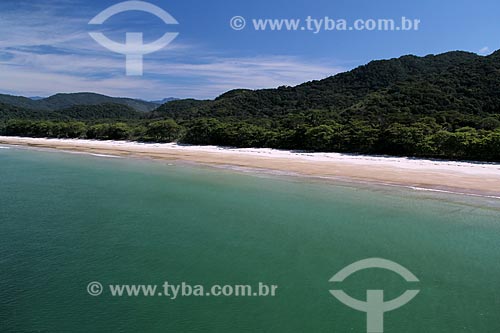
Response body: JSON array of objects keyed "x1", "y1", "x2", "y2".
[{"x1": 1, "y1": 136, "x2": 499, "y2": 198}]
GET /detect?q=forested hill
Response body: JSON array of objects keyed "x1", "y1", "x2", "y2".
[
  {"x1": 155, "y1": 50, "x2": 500, "y2": 119},
  {"x1": 2, "y1": 50, "x2": 500, "y2": 161},
  {"x1": 0, "y1": 92, "x2": 158, "y2": 112}
]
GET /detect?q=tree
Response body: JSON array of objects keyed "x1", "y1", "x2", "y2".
[
  {"x1": 304, "y1": 125, "x2": 335, "y2": 151},
  {"x1": 182, "y1": 118, "x2": 223, "y2": 145},
  {"x1": 144, "y1": 120, "x2": 183, "y2": 142}
]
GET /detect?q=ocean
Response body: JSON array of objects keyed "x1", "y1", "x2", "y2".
[{"x1": 1, "y1": 146, "x2": 500, "y2": 332}]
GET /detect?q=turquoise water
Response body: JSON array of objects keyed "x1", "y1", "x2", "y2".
[{"x1": 1, "y1": 146, "x2": 500, "y2": 332}]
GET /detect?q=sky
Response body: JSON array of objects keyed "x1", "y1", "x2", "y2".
[{"x1": 0, "y1": 0, "x2": 499, "y2": 100}]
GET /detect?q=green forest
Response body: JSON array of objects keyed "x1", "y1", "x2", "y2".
[{"x1": 2, "y1": 50, "x2": 500, "y2": 161}]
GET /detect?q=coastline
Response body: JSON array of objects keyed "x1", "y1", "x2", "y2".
[{"x1": 1, "y1": 135, "x2": 500, "y2": 198}]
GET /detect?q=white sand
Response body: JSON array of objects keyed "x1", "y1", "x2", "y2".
[{"x1": 1, "y1": 136, "x2": 499, "y2": 197}]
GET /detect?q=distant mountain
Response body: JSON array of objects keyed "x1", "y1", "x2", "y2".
[
  {"x1": 150, "y1": 97, "x2": 179, "y2": 105},
  {"x1": 0, "y1": 93, "x2": 158, "y2": 112},
  {"x1": 0, "y1": 95, "x2": 41, "y2": 110},
  {"x1": 0, "y1": 102, "x2": 143, "y2": 121},
  {"x1": 49, "y1": 103, "x2": 143, "y2": 120},
  {"x1": 29, "y1": 96, "x2": 45, "y2": 101},
  {"x1": 0, "y1": 102, "x2": 47, "y2": 120}
]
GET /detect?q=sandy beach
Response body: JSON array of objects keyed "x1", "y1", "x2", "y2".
[{"x1": 1, "y1": 136, "x2": 500, "y2": 198}]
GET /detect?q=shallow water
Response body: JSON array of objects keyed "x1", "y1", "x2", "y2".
[{"x1": 1, "y1": 147, "x2": 499, "y2": 332}]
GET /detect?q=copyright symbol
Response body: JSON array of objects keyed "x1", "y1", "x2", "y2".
[
  {"x1": 87, "y1": 281, "x2": 103, "y2": 296},
  {"x1": 230, "y1": 16, "x2": 246, "y2": 30}
]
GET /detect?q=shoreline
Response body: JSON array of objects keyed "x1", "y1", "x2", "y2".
[{"x1": 2, "y1": 136, "x2": 500, "y2": 199}]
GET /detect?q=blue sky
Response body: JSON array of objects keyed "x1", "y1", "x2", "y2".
[{"x1": 0, "y1": 0, "x2": 499, "y2": 100}]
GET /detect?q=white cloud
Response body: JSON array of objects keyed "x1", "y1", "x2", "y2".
[
  {"x1": 0, "y1": 1, "x2": 344, "y2": 99},
  {"x1": 0, "y1": 53, "x2": 343, "y2": 99},
  {"x1": 478, "y1": 46, "x2": 490, "y2": 55}
]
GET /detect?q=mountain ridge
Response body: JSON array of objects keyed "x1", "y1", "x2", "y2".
[{"x1": 0, "y1": 92, "x2": 158, "y2": 112}]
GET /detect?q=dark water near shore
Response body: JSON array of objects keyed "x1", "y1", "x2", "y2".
[{"x1": 1, "y1": 146, "x2": 500, "y2": 332}]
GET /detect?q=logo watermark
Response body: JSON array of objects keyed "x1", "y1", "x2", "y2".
[
  {"x1": 87, "y1": 281, "x2": 103, "y2": 296},
  {"x1": 87, "y1": 281, "x2": 278, "y2": 299},
  {"x1": 230, "y1": 16, "x2": 421, "y2": 33},
  {"x1": 329, "y1": 258, "x2": 420, "y2": 333},
  {"x1": 230, "y1": 16, "x2": 247, "y2": 31},
  {"x1": 89, "y1": 1, "x2": 179, "y2": 76}
]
